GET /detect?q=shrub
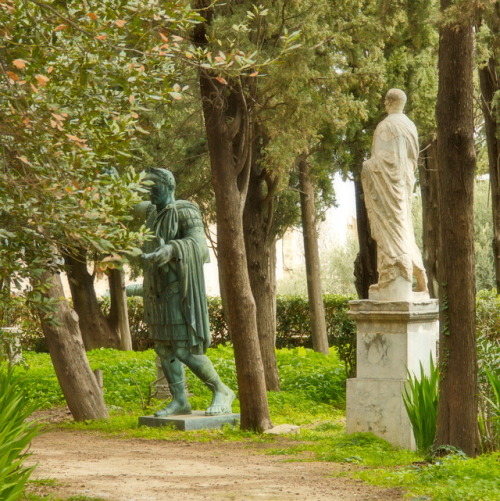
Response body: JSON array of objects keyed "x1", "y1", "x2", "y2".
[
  {"x1": 207, "y1": 296, "x2": 230, "y2": 346},
  {"x1": 323, "y1": 294, "x2": 357, "y2": 378},
  {"x1": 99, "y1": 295, "x2": 153, "y2": 351},
  {"x1": 11, "y1": 290, "x2": 498, "y2": 414},
  {"x1": 276, "y1": 295, "x2": 356, "y2": 377},
  {"x1": 0, "y1": 294, "x2": 47, "y2": 353},
  {"x1": 0, "y1": 369, "x2": 41, "y2": 501},
  {"x1": 402, "y1": 357, "x2": 439, "y2": 453}
]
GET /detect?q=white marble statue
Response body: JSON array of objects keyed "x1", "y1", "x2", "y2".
[{"x1": 361, "y1": 89, "x2": 428, "y2": 301}]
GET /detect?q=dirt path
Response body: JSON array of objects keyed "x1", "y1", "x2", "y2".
[{"x1": 26, "y1": 428, "x2": 404, "y2": 501}]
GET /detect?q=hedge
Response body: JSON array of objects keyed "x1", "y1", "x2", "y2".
[
  {"x1": 3, "y1": 291, "x2": 499, "y2": 382},
  {"x1": 122, "y1": 294, "x2": 357, "y2": 377}
]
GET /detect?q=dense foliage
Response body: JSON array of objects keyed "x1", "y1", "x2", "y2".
[
  {"x1": 105, "y1": 293, "x2": 358, "y2": 376},
  {"x1": 5, "y1": 290, "x2": 499, "y2": 388},
  {"x1": 9, "y1": 345, "x2": 346, "y2": 414},
  {"x1": 0, "y1": 0, "x2": 205, "y2": 320}
]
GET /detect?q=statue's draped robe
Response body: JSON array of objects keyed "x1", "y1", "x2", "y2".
[
  {"x1": 361, "y1": 112, "x2": 425, "y2": 286},
  {"x1": 143, "y1": 200, "x2": 211, "y2": 353}
]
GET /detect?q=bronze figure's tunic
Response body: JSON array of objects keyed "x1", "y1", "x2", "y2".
[{"x1": 143, "y1": 200, "x2": 211, "y2": 354}]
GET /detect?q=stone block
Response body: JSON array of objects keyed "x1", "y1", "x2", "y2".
[
  {"x1": 264, "y1": 424, "x2": 300, "y2": 435},
  {"x1": 346, "y1": 378, "x2": 415, "y2": 449},
  {"x1": 350, "y1": 300, "x2": 438, "y2": 380},
  {"x1": 138, "y1": 411, "x2": 240, "y2": 431},
  {"x1": 346, "y1": 299, "x2": 439, "y2": 450}
]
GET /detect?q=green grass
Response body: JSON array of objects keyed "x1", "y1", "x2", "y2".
[
  {"x1": 264, "y1": 422, "x2": 500, "y2": 500},
  {"x1": 355, "y1": 451, "x2": 500, "y2": 500},
  {"x1": 9, "y1": 347, "x2": 500, "y2": 501}
]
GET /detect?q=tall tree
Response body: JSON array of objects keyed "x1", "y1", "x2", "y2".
[
  {"x1": 63, "y1": 249, "x2": 122, "y2": 350},
  {"x1": 193, "y1": 2, "x2": 273, "y2": 431},
  {"x1": 404, "y1": 0, "x2": 440, "y2": 298},
  {"x1": 107, "y1": 268, "x2": 133, "y2": 350},
  {"x1": 297, "y1": 154, "x2": 329, "y2": 354},
  {"x1": 435, "y1": 0, "x2": 478, "y2": 456},
  {"x1": 63, "y1": 250, "x2": 132, "y2": 351},
  {"x1": 243, "y1": 151, "x2": 281, "y2": 390},
  {"x1": 351, "y1": 140, "x2": 378, "y2": 298}
]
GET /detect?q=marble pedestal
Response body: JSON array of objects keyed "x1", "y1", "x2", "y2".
[{"x1": 346, "y1": 299, "x2": 439, "y2": 450}]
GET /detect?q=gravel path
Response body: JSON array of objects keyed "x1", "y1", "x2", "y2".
[{"x1": 26, "y1": 428, "x2": 404, "y2": 501}]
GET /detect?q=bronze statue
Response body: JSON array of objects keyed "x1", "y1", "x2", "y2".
[{"x1": 130, "y1": 167, "x2": 235, "y2": 416}]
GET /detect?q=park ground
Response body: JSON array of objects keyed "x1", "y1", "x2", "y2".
[{"x1": 26, "y1": 409, "x2": 404, "y2": 501}]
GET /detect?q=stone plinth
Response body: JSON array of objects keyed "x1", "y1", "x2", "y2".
[
  {"x1": 346, "y1": 299, "x2": 438, "y2": 450},
  {"x1": 139, "y1": 411, "x2": 240, "y2": 431}
]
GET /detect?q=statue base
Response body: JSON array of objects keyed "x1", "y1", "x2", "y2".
[
  {"x1": 139, "y1": 411, "x2": 240, "y2": 431},
  {"x1": 368, "y1": 277, "x2": 430, "y2": 302},
  {"x1": 346, "y1": 299, "x2": 438, "y2": 450}
]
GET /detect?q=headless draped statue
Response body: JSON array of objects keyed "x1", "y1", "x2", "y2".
[
  {"x1": 129, "y1": 167, "x2": 235, "y2": 416},
  {"x1": 362, "y1": 89, "x2": 428, "y2": 301}
]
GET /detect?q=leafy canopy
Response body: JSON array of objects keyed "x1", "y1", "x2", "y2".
[{"x1": 0, "y1": 1, "x2": 203, "y2": 307}]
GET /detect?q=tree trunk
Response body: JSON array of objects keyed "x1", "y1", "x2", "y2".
[
  {"x1": 64, "y1": 250, "x2": 121, "y2": 350},
  {"x1": 435, "y1": 1, "x2": 478, "y2": 456},
  {"x1": 200, "y1": 87, "x2": 272, "y2": 429},
  {"x1": 352, "y1": 143, "x2": 378, "y2": 299},
  {"x1": 243, "y1": 160, "x2": 281, "y2": 391},
  {"x1": 298, "y1": 154, "x2": 329, "y2": 355},
  {"x1": 36, "y1": 270, "x2": 109, "y2": 421},
  {"x1": 418, "y1": 140, "x2": 440, "y2": 298},
  {"x1": 107, "y1": 268, "x2": 133, "y2": 350},
  {"x1": 194, "y1": 4, "x2": 272, "y2": 431},
  {"x1": 478, "y1": 55, "x2": 500, "y2": 293},
  {"x1": 352, "y1": 164, "x2": 378, "y2": 299}
]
